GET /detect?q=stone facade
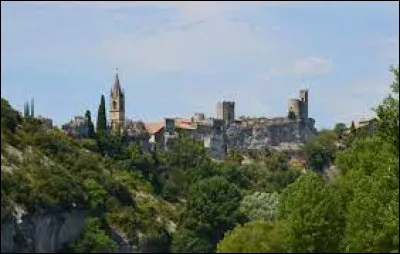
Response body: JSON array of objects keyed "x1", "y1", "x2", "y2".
[
  {"x1": 61, "y1": 116, "x2": 89, "y2": 138},
  {"x1": 60, "y1": 72, "x2": 315, "y2": 159},
  {"x1": 139, "y1": 90, "x2": 315, "y2": 159}
]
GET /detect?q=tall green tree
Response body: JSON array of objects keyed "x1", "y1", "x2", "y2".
[
  {"x1": 96, "y1": 95, "x2": 107, "y2": 135},
  {"x1": 85, "y1": 110, "x2": 95, "y2": 138},
  {"x1": 375, "y1": 66, "x2": 399, "y2": 154},
  {"x1": 279, "y1": 172, "x2": 344, "y2": 253},
  {"x1": 302, "y1": 130, "x2": 338, "y2": 172},
  {"x1": 24, "y1": 102, "x2": 29, "y2": 118},
  {"x1": 70, "y1": 217, "x2": 118, "y2": 253},
  {"x1": 335, "y1": 67, "x2": 399, "y2": 253},
  {"x1": 178, "y1": 176, "x2": 243, "y2": 252},
  {"x1": 30, "y1": 98, "x2": 34, "y2": 117}
]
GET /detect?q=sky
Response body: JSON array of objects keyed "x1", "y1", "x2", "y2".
[{"x1": 1, "y1": 1, "x2": 399, "y2": 129}]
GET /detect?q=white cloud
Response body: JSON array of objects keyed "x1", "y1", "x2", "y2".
[
  {"x1": 97, "y1": 19, "x2": 283, "y2": 74},
  {"x1": 262, "y1": 56, "x2": 332, "y2": 80}
]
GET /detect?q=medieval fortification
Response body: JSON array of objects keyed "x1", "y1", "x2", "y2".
[{"x1": 62, "y1": 71, "x2": 317, "y2": 158}]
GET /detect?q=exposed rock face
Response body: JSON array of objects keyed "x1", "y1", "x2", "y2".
[
  {"x1": 226, "y1": 118, "x2": 317, "y2": 150},
  {"x1": 1, "y1": 210, "x2": 88, "y2": 253},
  {"x1": 1, "y1": 209, "x2": 172, "y2": 253}
]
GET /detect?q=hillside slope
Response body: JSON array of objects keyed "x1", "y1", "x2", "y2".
[{"x1": 1, "y1": 98, "x2": 176, "y2": 253}]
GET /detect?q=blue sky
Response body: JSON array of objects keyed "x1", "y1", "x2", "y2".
[{"x1": 1, "y1": 1, "x2": 399, "y2": 129}]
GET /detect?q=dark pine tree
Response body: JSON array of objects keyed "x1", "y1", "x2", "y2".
[
  {"x1": 96, "y1": 95, "x2": 107, "y2": 135},
  {"x1": 85, "y1": 110, "x2": 95, "y2": 138}
]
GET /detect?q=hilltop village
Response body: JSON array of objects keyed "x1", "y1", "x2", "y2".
[
  {"x1": 24, "y1": 70, "x2": 373, "y2": 159},
  {"x1": 54, "y1": 71, "x2": 318, "y2": 159},
  {"x1": 22, "y1": 71, "x2": 377, "y2": 160}
]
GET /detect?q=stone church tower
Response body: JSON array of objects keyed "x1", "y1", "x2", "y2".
[{"x1": 109, "y1": 69, "x2": 125, "y2": 133}]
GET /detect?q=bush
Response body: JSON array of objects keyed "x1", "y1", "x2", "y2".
[
  {"x1": 240, "y1": 192, "x2": 279, "y2": 222},
  {"x1": 217, "y1": 220, "x2": 284, "y2": 253}
]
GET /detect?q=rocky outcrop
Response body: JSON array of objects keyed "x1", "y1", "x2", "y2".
[
  {"x1": 1, "y1": 208, "x2": 174, "y2": 253},
  {"x1": 226, "y1": 118, "x2": 317, "y2": 150},
  {"x1": 1, "y1": 210, "x2": 88, "y2": 253}
]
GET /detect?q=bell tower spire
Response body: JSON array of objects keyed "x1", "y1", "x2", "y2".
[
  {"x1": 109, "y1": 68, "x2": 125, "y2": 133},
  {"x1": 112, "y1": 68, "x2": 121, "y2": 95}
]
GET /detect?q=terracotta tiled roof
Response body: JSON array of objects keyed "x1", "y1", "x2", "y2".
[
  {"x1": 176, "y1": 122, "x2": 197, "y2": 130},
  {"x1": 144, "y1": 122, "x2": 164, "y2": 134},
  {"x1": 174, "y1": 118, "x2": 197, "y2": 130}
]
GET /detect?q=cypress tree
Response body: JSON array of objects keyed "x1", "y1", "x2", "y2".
[
  {"x1": 85, "y1": 110, "x2": 95, "y2": 138},
  {"x1": 96, "y1": 95, "x2": 107, "y2": 135},
  {"x1": 30, "y1": 98, "x2": 34, "y2": 117},
  {"x1": 24, "y1": 102, "x2": 29, "y2": 118}
]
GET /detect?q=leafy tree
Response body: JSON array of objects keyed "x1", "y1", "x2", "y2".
[
  {"x1": 166, "y1": 137, "x2": 209, "y2": 169},
  {"x1": 157, "y1": 137, "x2": 212, "y2": 200},
  {"x1": 279, "y1": 172, "x2": 344, "y2": 253},
  {"x1": 302, "y1": 130, "x2": 338, "y2": 172},
  {"x1": 334, "y1": 122, "x2": 347, "y2": 139},
  {"x1": 240, "y1": 192, "x2": 279, "y2": 222},
  {"x1": 336, "y1": 135, "x2": 399, "y2": 252},
  {"x1": 1, "y1": 98, "x2": 22, "y2": 134},
  {"x1": 255, "y1": 168, "x2": 301, "y2": 193},
  {"x1": 70, "y1": 217, "x2": 118, "y2": 253},
  {"x1": 180, "y1": 176, "x2": 243, "y2": 251},
  {"x1": 217, "y1": 220, "x2": 284, "y2": 253},
  {"x1": 217, "y1": 163, "x2": 254, "y2": 189},
  {"x1": 171, "y1": 228, "x2": 213, "y2": 253},
  {"x1": 96, "y1": 95, "x2": 107, "y2": 135},
  {"x1": 341, "y1": 164, "x2": 398, "y2": 253},
  {"x1": 83, "y1": 179, "x2": 108, "y2": 209},
  {"x1": 85, "y1": 110, "x2": 95, "y2": 138},
  {"x1": 375, "y1": 65, "x2": 399, "y2": 154}
]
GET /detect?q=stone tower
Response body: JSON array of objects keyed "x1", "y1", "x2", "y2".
[
  {"x1": 287, "y1": 89, "x2": 309, "y2": 121},
  {"x1": 109, "y1": 69, "x2": 125, "y2": 133},
  {"x1": 299, "y1": 89, "x2": 308, "y2": 120},
  {"x1": 216, "y1": 101, "x2": 235, "y2": 125}
]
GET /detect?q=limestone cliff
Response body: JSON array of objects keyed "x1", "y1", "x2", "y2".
[
  {"x1": 1, "y1": 210, "x2": 88, "y2": 253},
  {"x1": 226, "y1": 118, "x2": 317, "y2": 151},
  {"x1": 1, "y1": 207, "x2": 172, "y2": 253}
]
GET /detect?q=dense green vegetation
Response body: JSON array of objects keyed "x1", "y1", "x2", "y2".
[
  {"x1": 1, "y1": 66, "x2": 398, "y2": 253},
  {"x1": 215, "y1": 66, "x2": 399, "y2": 253}
]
